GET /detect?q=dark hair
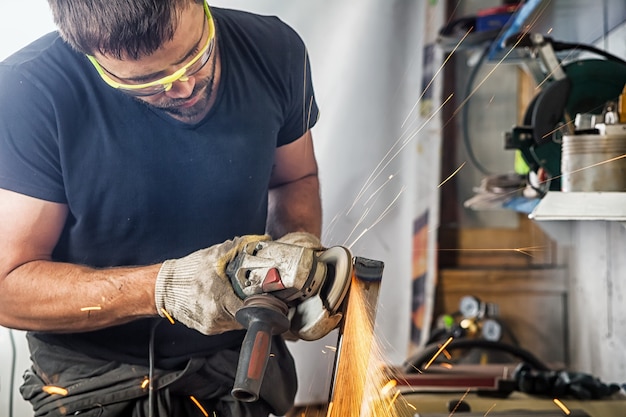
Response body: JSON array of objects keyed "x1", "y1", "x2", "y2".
[{"x1": 47, "y1": 0, "x2": 204, "y2": 59}]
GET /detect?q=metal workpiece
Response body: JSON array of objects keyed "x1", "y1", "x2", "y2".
[{"x1": 353, "y1": 256, "x2": 385, "y2": 282}]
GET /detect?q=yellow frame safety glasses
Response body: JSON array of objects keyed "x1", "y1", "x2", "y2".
[{"x1": 86, "y1": 1, "x2": 215, "y2": 97}]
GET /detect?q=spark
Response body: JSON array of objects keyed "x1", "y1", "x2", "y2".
[
  {"x1": 363, "y1": 174, "x2": 398, "y2": 206},
  {"x1": 438, "y1": 161, "x2": 466, "y2": 188},
  {"x1": 443, "y1": 6, "x2": 551, "y2": 129},
  {"x1": 448, "y1": 388, "x2": 471, "y2": 416},
  {"x1": 190, "y1": 396, "x2": 209, "y2": 417},
  {"x1": 534, "y1": 43, "x2": 584, "y2": 90},
  {"x1": 401, "y1": 27, "x2": 472, "y2": 128},
  {"x1": 484, "y1": 403, "x2": 497, "y2": 416},
  {"x1": 344, "y1": 206, "x2": 373, "y2": 247},
  {"x1": 535, "y1": 62, "x2": 566, "y2": 89},
  {"x1": 553, "y1": 398, "x2": 571, "y2": 415},
  {"x1": 42, "y1": 385, "x2": 68, "y2": 396},
  {"x1": 326, "y1": 402, "x2": 334, "y2": 417},
  {"x1": 141, "y1": 378, "x2": 150, "y2": 389},
  {"x1": 348, "y1": 93, "x2": 454, "y2": 216},
  {"x1": 369, "y1": 187, "x2": 406, "y2": 228},
  {"x1": 381, "y1": 379, "x2": 397, "y2": 395},
  {"x1": 423, "y1": 337, "x2": 453, "y2": 370},
  {"x1": 439, "y1": 363, "x2": 453, "y2": 369},
  {"x1": 346, "y1": 186, "x2": 406, "y2": 248},
  {"x1": 329, "y1": 276, "x2": 397, "y2": 417},
  {"x1": 438, "y1": 246, "x2": 545, "y2": 258},
  {"x1": 540, "y1": 120, "x2": 575, "y2": 141},
  {"x1": 558, "y1": 154, "x2": 626, "y2": 179},
  {"x1": 80, "y1": 306, "x2": 102, "y2": 312},
  {"x1": 386, "y1": 391, "x2": 401, "y2": 413},
  {"x1": 161, "y1": 308, "x2": 175, "y2": 324},
  {"x1": 446, "y1": 38, "x2": 522, "y2": 123}
]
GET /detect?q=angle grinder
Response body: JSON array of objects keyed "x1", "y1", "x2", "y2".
[{"x1": 225, "y1": 239, "x2": 354, "y2": 402}]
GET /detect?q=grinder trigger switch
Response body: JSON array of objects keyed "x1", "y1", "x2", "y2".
[{"x1": 261, "y1": 268, "x2": 285, "y2": 292}]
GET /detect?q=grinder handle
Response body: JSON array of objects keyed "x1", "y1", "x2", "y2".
[{"x1": 231, "y1": 295, "x2": 290, "y2": 402}]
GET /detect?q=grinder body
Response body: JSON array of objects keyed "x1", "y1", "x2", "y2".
[{"x1": 225, "y1": 240, "x2": 354, "y2": 402}]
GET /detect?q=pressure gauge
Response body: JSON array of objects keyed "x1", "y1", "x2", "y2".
[
  {"x1": 481, "y1": 318, "x2": 503, "y2": 341},
  {"x1": 459, "y1": 295, "x2": 483, "y2": 319}
]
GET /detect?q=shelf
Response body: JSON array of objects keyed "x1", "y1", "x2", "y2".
[{"x1": 529, "y1": 191, "x2": 626, "y2": 221}]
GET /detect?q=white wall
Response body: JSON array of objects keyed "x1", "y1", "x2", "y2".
[
  {"x1": 567, "y1": 221, "x2": 626, "y2": 383},
  {"x1": 0, "y1": 1, "x2": 56, "y2": 60}
]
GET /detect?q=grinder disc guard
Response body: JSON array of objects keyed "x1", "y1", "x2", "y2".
[{"x1": 290, "y1": 246, "x2": 353, "y2": 341}]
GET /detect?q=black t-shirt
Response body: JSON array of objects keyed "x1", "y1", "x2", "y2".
[{"x1": 0, "y1": 7, "x2": 319, "y2": 367}]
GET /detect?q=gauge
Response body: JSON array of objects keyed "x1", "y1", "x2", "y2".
[
  {"x1": 459, "y1": 295, "x2": 482, "y2": 319},
  {"x1": 482, "y1": 318, "x2": 503, "y2": 341}
]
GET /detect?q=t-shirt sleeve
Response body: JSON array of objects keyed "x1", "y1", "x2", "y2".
[
  {"x1": 275, "y1": 21, "x2": 320, "y2": 146},
  {"x1": 0, "y1": 65, "x2": 66, "y2": 203}
]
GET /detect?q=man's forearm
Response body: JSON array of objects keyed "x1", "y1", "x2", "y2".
[
  {"x1": 0, "y1": 260, "x2": 159, "y2": 332},
  {"x1": 267, "y1": 174, "x2": 322, "y2": 238}
]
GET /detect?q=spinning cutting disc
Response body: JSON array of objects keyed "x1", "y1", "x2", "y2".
[
  {"x1": 290, "y1": 246, "x2": 353, "y2": 341},
  {"x1": 318, "y1": 246, "x2": 353, "y2": 314}
]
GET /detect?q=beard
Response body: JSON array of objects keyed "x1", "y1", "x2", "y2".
[{"x1": 144, "y1": 74, "x2": 215, "y2": 123}]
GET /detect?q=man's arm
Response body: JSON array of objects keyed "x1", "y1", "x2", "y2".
[
  {"x1": 0, "y1": 188, "x2": 159, "y2": 332},
  {"x1": 267, "y1": 130, "x2": 322, "y2": 238}
]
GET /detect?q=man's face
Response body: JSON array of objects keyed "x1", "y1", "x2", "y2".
[{"x1": 92, "y1": 3, "x2": 217, "y2": 124}]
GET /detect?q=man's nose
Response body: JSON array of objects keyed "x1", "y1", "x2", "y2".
[{"x1": 165, "y1": 76, "x2": 196, "y2": 99}]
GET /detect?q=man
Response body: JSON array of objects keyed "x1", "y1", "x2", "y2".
[{"x1": 0, "y1": 0, "x2": 322, "y2": 415}]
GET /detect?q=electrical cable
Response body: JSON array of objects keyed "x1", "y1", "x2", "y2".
[
  {"x1": 8, "y1": 329, "x2": 17, "y2": 417},
  {"x1": 461, "y1": 43, "x2": 494, "y2": 176},
  {"x1": 457, "y1": 0, "x2": 540, "y2": 177},
  {"x1": 403, "y1": 338, "x2": 551, "y2": 373},
  {"x1": 148, "y1": 319, "x2": 162, "y2": 417},
  {"x1": 552, "y1": 40, "x2": 626, "y2": 66}
]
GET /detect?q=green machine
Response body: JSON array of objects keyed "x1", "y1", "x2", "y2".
[{"x1": 504, "y1": 33, "x2": 626, "y2": 190}]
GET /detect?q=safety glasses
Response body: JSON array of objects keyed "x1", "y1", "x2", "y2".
[{"x1": 87, "y1": 1, "x2": 215, "y2": 97}]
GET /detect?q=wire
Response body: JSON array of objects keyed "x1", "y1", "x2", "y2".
[
  {"x1": 403, "y1": 338, "x2": 551, "y2": 373},
  {"x1": 8, "y1": 329, "x2": 17, "y2": 417},
  {"x1": 461, "y1": 43, "x2": 493, "y2": 176},
  {"x1": 552, "y1": 40, "x2": 626, "y2": 66},
  {"x1": 148, "y1": 319, "x2": 162, "y2": 417}
]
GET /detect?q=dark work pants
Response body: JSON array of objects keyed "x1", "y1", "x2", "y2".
[{"x1": 20, "y1": 333, "x2": 297, "y2": 417}]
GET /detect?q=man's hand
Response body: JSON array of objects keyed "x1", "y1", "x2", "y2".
[
  {"x1": 276, "y1": 231, "x2": 322, "y2": 250},
  {"x1": 154, "y1": 235, "x2": 269, "y2": 335}
]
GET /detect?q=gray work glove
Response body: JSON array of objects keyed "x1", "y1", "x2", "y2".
[
  {"x1": 276, "y1": 231, "x2": 322, "y2": 250},
  {"x1": 155, "y1": 235, "x2": 270, "y2": 335}
]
